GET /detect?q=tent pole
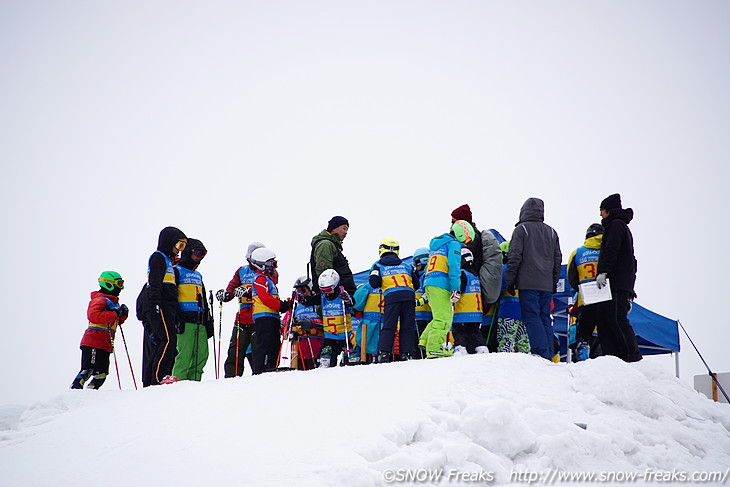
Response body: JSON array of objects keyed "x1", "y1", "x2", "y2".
[{"x1": 674, "y1": 351, "x2": 680, "y2": 378}]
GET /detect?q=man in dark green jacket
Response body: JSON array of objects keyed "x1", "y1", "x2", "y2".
[{"x1": 310, "y1": 216, "x2": 356, "y2": 295}]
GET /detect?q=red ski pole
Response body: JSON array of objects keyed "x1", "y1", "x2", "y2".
[{"x1": 117, "y1": 324, "x2": 138, "y2": 390}]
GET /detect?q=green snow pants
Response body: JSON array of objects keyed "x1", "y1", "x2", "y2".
[
  {"x1": 172, "y1": 322, "x2": 209, "y2": 381},
  {"x1": 420, "y1": 286, "x2": 454, "y2": 358}
]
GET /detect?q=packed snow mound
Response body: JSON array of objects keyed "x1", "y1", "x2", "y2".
[{"x1": 1, "y1": 354, "x2": 729, "y2": 486}]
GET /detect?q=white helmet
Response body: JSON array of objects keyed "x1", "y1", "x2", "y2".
[
  {"x1": 318, "y1": 269, "x2": 340, "y2": 292},
  {"x1": 250, "y1": 247, "x2": 277, "y2": 272}
]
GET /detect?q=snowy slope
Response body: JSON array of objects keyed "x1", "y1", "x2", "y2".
[{"x1": 1, "y1": 354, "x2": 729, "y2": 486}]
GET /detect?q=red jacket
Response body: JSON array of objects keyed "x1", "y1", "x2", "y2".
[{"x1": 80, "y1": 291, "x2": 127, "y2": 353}]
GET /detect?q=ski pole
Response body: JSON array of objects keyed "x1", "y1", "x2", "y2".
[
  {"x1": 235, "y1": 322, "x2": 240, "y2": 377},
  {"x1": 218, "y1": 298, "x2": 223, "y2": 379},
  {"x1": 118, "y1": 324, "x2": 138, "y2": 390},
  {"x1": 113, "y1": 348, "x2": 122, "y2": 390},
  {"x1": 340, "y1": 286, "x2": 354, "y2": 365},
  {"x1": 110, "y1": 320, "x2": 122, "y2": 390},
  {"x1": 209, "y1": 291, "x2": 218, "y2": 379}
]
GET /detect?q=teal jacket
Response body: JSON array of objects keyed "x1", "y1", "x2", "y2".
[{"x1": 423, "y1": 233, "x2": 462, "y2": 292}]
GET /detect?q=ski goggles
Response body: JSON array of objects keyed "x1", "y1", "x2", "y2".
[
  {"x1": 99, "y1": 277, "x2": 124, "y2": 288},
  {"x1": 175, "y1": 239, "x2": 188, "y2": 251},
  {"x1": 192, "y1": 249, "x2": 207, "y2": 258}
]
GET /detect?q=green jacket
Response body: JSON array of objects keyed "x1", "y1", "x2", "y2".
[{"x1": 310, "y1": 230, "x2": 355, "y2": 293}]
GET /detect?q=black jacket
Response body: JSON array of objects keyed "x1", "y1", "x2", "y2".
[
  {"x1": 598, "y1": 208, "x2": 637, "y2": 294},
  {"x1": 147, "y1": 227, "x2": 186, "y2": 326}
]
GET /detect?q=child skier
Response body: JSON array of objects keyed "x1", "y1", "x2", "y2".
[
  {"x1": 352, "y1": 281, "x2": 383, "y2": 363},
  {"x1": 419, "y1": 220, "x2": 475, "y2": 358},
  {"x1": 250, "y1": 247, "x2": 294, "y2": 374},
  {"x1": 71, "y1": 272, "x2": 129, "y2": 389},
  {"x1": 452, "y1": 248, "x2": 488, "y2": 354},
  {"x1": 217, "y1": 241, "x2": 265, "y2": 377},
  {"x1": 368, "y1": 238, "x2": 417, "y2": 362},
  {"x1": 412, "y1": 247, "x2": 431, "y2": 359},
  {"x1": 290, "y1": 276, "x2": 324, "y2": 370},
  {"x1": 316, "y1": 269, "x2": 354, "y2": 368},
  {"x1": 172, "y1": 239, "x2": 213, "y2": 381}
]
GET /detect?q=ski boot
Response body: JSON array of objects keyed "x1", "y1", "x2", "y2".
[
  {"x1": 160, "y1": 375, "x2": 180, "y2": 385},
  {"x1": 575, "y1": 341, "x2": 590, "y2": 362},
  {"x1": 377, "y1": 351, "x2": 393, "y2": 363}
]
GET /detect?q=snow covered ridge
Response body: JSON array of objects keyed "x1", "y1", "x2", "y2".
[{"x1": 1, "y1": 354, "x2": 729, "y2": 487}]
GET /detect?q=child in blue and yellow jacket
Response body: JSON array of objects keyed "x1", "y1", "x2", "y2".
[
  {"x1": 452, "y1": 248, "x2": 489, "y2": 354},
  {"x1": 419, "y1": 221, "x2": 474, "y2": 358},
  {"x1": 368, "y1": 238, "x2": 416, "y2": 363}
]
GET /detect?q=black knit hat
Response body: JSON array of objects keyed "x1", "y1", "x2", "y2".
[
  {"x1": 600, "y1": 193, "x2": 622, "y2": 211},
  {"x1": 585, "y1": 223, "x2": 604, "y2": 239},
  {"x1": 327, "y1": 216, "x2": 349, "y2": 232}
]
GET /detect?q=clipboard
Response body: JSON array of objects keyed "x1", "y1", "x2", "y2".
[{"x1": 579, "y1": 279, "x2": 612, "y2": 305}]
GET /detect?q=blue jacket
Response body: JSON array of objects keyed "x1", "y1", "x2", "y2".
[{"x1": 423, "y1": 233, "x2": 462, "y2": 292}]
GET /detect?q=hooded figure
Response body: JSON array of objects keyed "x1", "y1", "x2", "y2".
[
  {"x1": 142, "y1": 226, "x2": 187, "y2": 386},
  {"x1": 504, "y1": 198, "x2": 562, "y2": 360}
]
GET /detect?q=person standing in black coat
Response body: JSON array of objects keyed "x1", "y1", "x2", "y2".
[
  {"x1": 139, "y1": 226, "x2": 188, "y2": 386},
  {"x1": 595, "y1": 193, "x2": 642, "y2": 362}
]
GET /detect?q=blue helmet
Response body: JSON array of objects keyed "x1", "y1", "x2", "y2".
[{"x1": 412, "y1": 247, "x2": 430, "y2": 267}]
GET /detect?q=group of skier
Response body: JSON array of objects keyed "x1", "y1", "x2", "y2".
[{"x1": 71, "y1": 194, "x2": 642, "y2": 390}]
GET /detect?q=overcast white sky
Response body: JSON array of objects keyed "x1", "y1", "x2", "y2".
[{"x1": 1, "y1": 1, "x2": 728, "y2": 403}]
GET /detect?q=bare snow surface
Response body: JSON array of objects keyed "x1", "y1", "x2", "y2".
[{"x1": 2, "y1": 354, "x2": 729, "y2": 486}]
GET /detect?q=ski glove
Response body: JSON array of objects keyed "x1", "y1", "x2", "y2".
[
  {"x1": 415, "y1": 296, "x2": 427, "y2": 307},
  {"x1": 233, "y1": 286, "x2": 251, "y2": 298},
  {"x1": 279, "y1": 299, "x2": 294, "y2": 313},
  {"x1": 450, "y1": 290, "x2": 461, "y2": 303},
  {"x1": 116, "y1": 304, "x2": 129, "y2": 317},
  {"x1": 595, "y1": 273, "x2": 608, "y2": 289},
  {"x1": 216, "y1": 289, "x2": 231, "y2": 302},
  {"x1": 340, "y1": 290, "x2": 354, "y2": 307}
]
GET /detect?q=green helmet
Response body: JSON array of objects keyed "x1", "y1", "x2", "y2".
[
  {"x1": 99, "y1": 271, "x2": 124, "y2": 291},
  {"x1": 499, "y1": 240, "x2": 510, "y2": 253},
  {"x1": 451, "y1": 220, "x2": 475, "y2": 244}
]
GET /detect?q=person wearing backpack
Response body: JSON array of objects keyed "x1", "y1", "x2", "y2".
[{"x1": 138, "y1": 226, "x2": 187, "y2": 386}]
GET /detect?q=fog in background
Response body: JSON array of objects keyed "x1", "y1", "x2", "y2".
[{"x1": 1, "y1": 1, "x2": 728, "y2": 403}]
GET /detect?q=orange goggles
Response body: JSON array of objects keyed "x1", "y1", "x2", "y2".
[{"x1": 175, "y1": 239, "x2": 187, "y2": 251}]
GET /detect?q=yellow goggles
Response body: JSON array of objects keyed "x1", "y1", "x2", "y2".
[
  {"x1": 175, "y1": 239, "x2": 187, "y2": 251},
  {"x1": 99, "y1": 277, "x2": 124, "y2": 288}
]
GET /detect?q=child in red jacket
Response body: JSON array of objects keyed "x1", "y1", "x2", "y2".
[{"x1": 71, "y1": 272, "x2": 129, "y2": 389}]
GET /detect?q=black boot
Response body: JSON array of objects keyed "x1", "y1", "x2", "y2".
[
  {"x1": 377, "y1": 351, "x2": 392, "y2": 363},
  {"x1": 87, "y1": 373, "x2": 107, "y2": 390},
  {"x1": 71, "y1": 369, "x2": 94, "y2": 389}
]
